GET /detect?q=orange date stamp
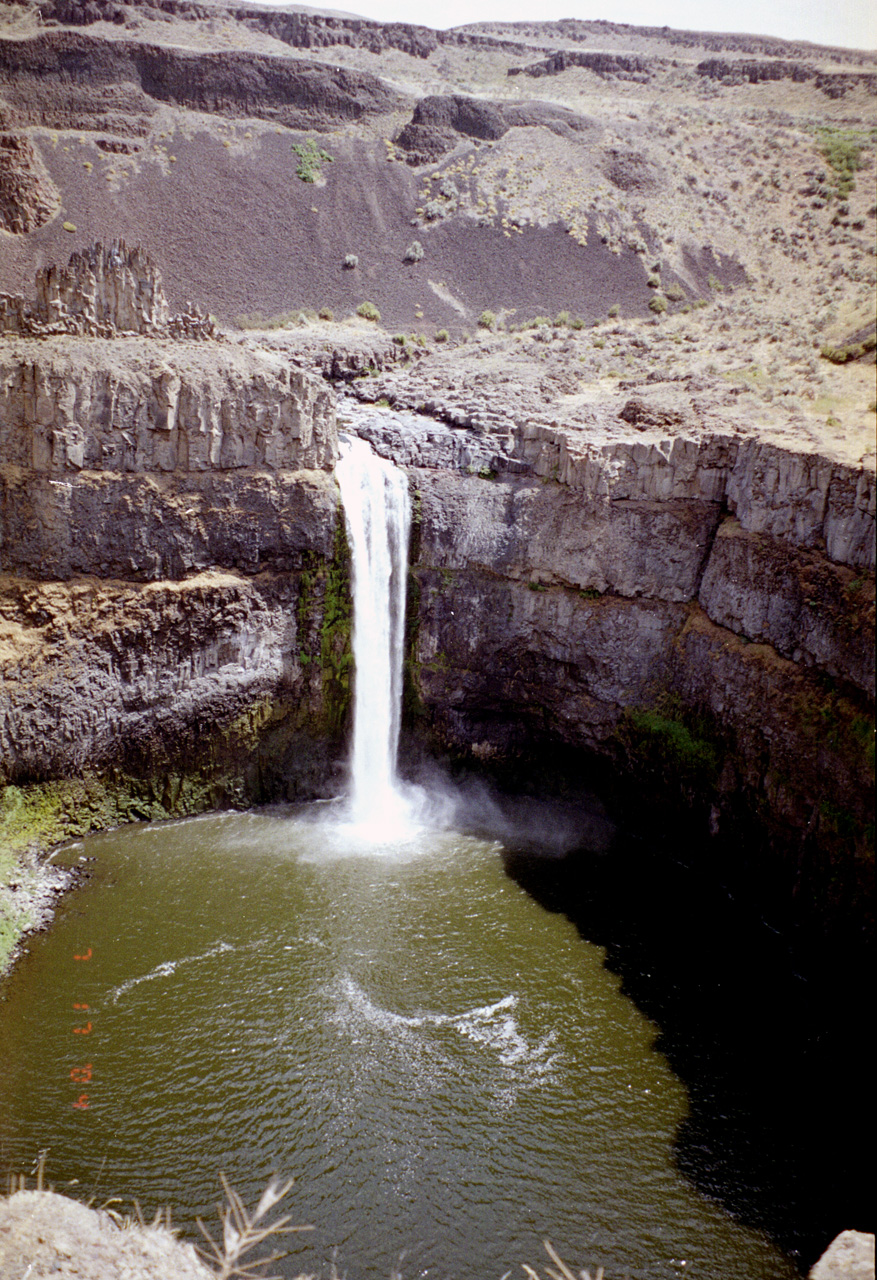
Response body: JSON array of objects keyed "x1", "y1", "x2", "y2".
[{"x1": 71, "y1": 948, "x2": 95, "y2": 1110}]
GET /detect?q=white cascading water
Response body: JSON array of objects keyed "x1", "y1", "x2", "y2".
[{"x1": 335, "y1": 435, "x2": 412, "y2": 838}]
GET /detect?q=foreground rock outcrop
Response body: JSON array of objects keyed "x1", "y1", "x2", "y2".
[
  {"x1": 0, "y1": 1190, "x2": 214, "y2": 1280},
  {"x1": 809, "y1": 1231, "x2": 876, "y2": 1280}
]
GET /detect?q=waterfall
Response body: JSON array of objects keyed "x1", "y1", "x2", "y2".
[{"x1": 335, "y1": 435, "x2": 412, "y2": 835}]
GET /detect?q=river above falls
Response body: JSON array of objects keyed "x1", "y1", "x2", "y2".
[{"x1": 0, "y1": 802, "x2": 806, "y2": 1280}]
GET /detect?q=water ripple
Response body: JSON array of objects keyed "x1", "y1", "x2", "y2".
[
  {"x1": 328, "y1": 974, "x2": 562, "y2": 1092},
  {"x1": 107, "y1": 941, "x2": 235, "y2": 1005}
]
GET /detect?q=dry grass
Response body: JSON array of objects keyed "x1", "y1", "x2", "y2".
[
  {"x1": 519, "y1": 1240, "x2": 604, "y2": 1280},
  {"x1": 196, "y1": 1173, "x2": 314, "y2": 1280}
]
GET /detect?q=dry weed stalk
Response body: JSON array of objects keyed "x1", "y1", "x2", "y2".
[
  {"x1": 7, "y1": 1149, "x2": 49, "y2": 1195},
  {"x1": 102, "y1": 1196, "x2": 174, "y2": 1233},
  {"x1": 196, "y1": 1172, "x2": 313, "y2": 1280},
  {"x1": 520, "y1": 1238, "x2": 604, "y2": 1280}
]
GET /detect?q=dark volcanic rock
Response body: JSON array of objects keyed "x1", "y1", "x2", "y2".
[
  {"x1": 239, "y1": 8, "x2": 441, "y2": 59},
  {"x1": 619, "y1": 396, "x2": 687, "y2": 427},
  {"x1": 696, "y1": 58, "x2": 877, "y2": 97},
  {"x1": 509, "y1": 50, "x2": 651, "y2": 79},
  {"x1": 0, "y1": 32, "x2": 404, "y2": 133},
  {"x1": 603, "y1": 148, "x2": 664, "y2": 194},
  {"x1": 396, "y1": 94, "x2": 508, "y2": 161},
  {"x1": 396, "y1": 94, "x2": 597, "y2": 162},
  {"x1": 502, "y1": 100, "x2": 597, "y2": 139},
  {"x1": 38, "y1": 0, "x2": 129, "y2": 21},
  {"x1": 34, "y1": 0, "x2": 534, "y2": 60},
  {"x1": 0, "y1": 133, "x2": 59, "y2": 234}
]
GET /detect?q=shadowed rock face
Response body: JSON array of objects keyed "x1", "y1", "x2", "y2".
[{"x1": 337, "y1": 398, "x2": 874, "y2": 941}]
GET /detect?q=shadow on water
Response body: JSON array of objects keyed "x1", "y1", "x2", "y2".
[{"x1": 456, "y1": 784, "x2": 872, "y2": 1277}]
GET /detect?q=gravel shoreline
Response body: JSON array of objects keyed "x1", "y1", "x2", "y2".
[{"x1": 0, "y1": 847, "x2": 75, "y2": 977}]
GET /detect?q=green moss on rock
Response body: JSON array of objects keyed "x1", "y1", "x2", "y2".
[
  {"x1": 319, "y1": 517, "x2": 353, "y2": 737},
  {"x1": 622, "y1": 706, "x2": 721, "y2": 786}
]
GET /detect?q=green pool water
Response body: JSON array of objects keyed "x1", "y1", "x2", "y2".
[{"x1": 0, "y1": 805, "x2": 800, "y2": 1280}]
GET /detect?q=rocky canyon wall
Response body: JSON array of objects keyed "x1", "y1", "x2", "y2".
[
  {"x1": 0, "y1": 332, "x2": 347, "y2": 855},
  {"x1": 0, "y1": 322, "x2": 873, "y2": 946},
  {"x1": 348, "y1": 401, "x2": 874, "y2": 936}
]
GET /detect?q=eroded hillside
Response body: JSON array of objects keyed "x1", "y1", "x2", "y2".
[{"x1": 0, "y1": 0, "x2": 874, "y2": 358}]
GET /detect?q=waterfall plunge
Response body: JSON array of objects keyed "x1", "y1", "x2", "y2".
[{"x1": 335, "y1": 436, "x2": 413, "y2": 838}]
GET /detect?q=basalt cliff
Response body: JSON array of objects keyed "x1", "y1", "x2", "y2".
[
  {"x1": 0, "y1": 0, "x2": 873, "y2": 1000},
  {"x1": 0, "y1": 245, "x2": 873, "y2": 958}
]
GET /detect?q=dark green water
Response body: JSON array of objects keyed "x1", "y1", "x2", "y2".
[{"x1": 0, "y1": 806, "x2": 800, "y2": 1280}]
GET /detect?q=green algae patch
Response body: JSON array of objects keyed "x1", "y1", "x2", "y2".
[
  {"x1": 0, "y1": 782, "x2": 100, "y2": 974},
  {"x1": 0, "y1": 780, "x2": 102, "y2": 856},
  {"x1": 0, "y1": 901, "x2": 31, "y2": 974}
]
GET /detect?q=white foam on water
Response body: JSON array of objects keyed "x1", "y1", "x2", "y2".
[
  {"x1": 108, "y1": 941, "x2": 235, "y2": 1005},
  {"x1": 327, "y1": 974, "x2": 562, "y2": 1095},
  {"x1": 296, "y1": 784, "x2": 467, "y2": 864}
]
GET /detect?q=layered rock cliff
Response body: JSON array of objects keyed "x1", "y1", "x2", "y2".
[
  {"x1": 342, "y1": 389, "x2": 874, "y2": 942},
  {"x1": 0, "y1": 315, "x2": 347, "y2": 865},
  {"x1": 0, "y1": 29, "x2": 403, "y2": 134},
  {"x1": 0, "y1": 250, "x2": 873, "y2": 965}
]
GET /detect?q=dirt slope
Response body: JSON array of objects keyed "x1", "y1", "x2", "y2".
[{"x1": 0, "y1": 0, "x2": 874, "y2": 344}]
